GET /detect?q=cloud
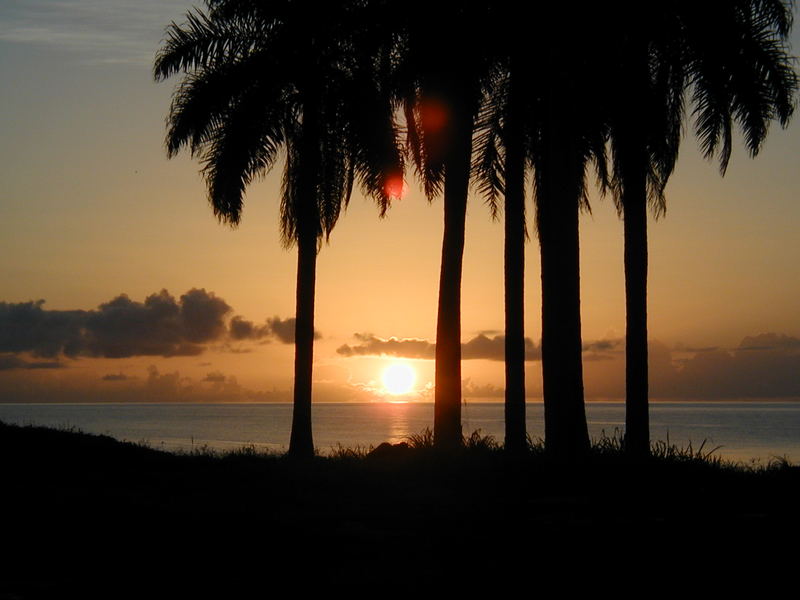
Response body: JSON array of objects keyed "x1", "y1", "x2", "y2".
[
  {"x1": 229, "y1": 315, "x2": 321, "y2": 344},
  {"x1": 476, "y1": 329, "x2": 501, "y2": 337},
  {"x1": 337, "y1": 333, "x2": 626, "y2": 362},
  {"x1": 337, "y1": 334, "x2": 435, "y2": 359},
  {"x1": 737, "y1": 333, "x2": 800, "y2": 352},
  {"x1": 673, "y1": 343, "x2": 719, "y2": 353},
  {"x1": 462, "y1": 379, "x2": 504, "y2": 398},
  {"x1": 86, "y1": 289, "x2": 232, "y2": 358},
  {"x1": 0, "y1": 289, "x2": 303, "y2": 361},
  {"x1": 589, "y1": 334, "x2": 800, "y2": 400},
  {"x1": 229, "y1": 316, "x2": 272, "y2": 341},
  {"x1": 0, "y1": 289, "x2": 231, "y2": 359},
  {"x1": 581, "y1": 338, "x2": 624, "y2": 361},
  {"x1": 101, "y1": 373, "x2": 130, "y2": 381},
  {"x1": 583, "y1": 334, "x2": 800, "y2": 400},
  {"x1": 0, "y1": 354, "x2": 64, "y2": 370},
  {"x1": 461, "y1": 334, "x2": 543, "y2": 361},
  {"x1": 202, "y1": 371, "x2": 227, "y2": 383},
  {"x1": 267, "y1": 317, "x2": 298, "y2": 344},
  {"x1": 583, "y1": 338, "x2": 623, "y2": 353},
  {"x1": 336, "y1": 333, "x2": 542, "y2": 361}
]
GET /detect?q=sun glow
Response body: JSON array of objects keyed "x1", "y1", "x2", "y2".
[{"x1": 381, "y1": 362, "x2": 416, "y2": 396}]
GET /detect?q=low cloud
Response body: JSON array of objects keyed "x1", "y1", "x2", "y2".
[
  {"x1": 673, "y1": 343, "x2": 719, "y2": 353},
  {"x1": 336, "y1": 333, "x2": 542, "y2": 361},
  {"x1": 0, "y1": 289, "x2": 230, "y2": 359},
  {"x1": 337, "y1": 334, "x2": 435, "y2": 359},
  {"x1": 229, "y1": 316, "x2": 320, "y2": 344},
  {"x1": 584, "y1": 333, "x2": 800, "y2": 400},
  {"x1": 462, "y1": 379, "x2": 504, "y2": 398},
  {"x1": 101, "y1": 373, "x2": 130, "y2": 381},
  {"x1": 737, "y1": 333, "x2": 800, "y2": 352},
  {"x1": 0, "y1": 365, "x2": 287, "y2": 404},
  {"x1": 202, "y1": 371, "x2": 227, "y2": 383},
  {"x1": 139, "y1": 366, "x2": 278, "y2": 402},
  {"x1": 337, "y1": 333, "x2": 624, "y2": 362},
  {"x1": 583, "y1": 338, "x2": 623, "y2": 353},
  {"x1": 0, "y1": 354, "x2": 64, "y2": 370},
  {"x1": 462, "y1": 334, "x2": 542, "y2": 361},
  {"x1": 0, "y1": 289, "x2": 302, "y2": 362},
  {"x1": 662, "y1": 333, "x2": 800, "y2": 399}
]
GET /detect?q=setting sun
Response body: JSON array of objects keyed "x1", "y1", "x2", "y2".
[{"x1": 381, "y1": 363, "x2": 416, "y2": 395}]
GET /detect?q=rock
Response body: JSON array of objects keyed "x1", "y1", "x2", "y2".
[{"x1": 367, "y1": 441, "x2": 411, "y2": 459}]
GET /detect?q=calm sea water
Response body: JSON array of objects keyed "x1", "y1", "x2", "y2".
[{"x1": 1, "y1": 401, "x2": 798, "y2": 464}]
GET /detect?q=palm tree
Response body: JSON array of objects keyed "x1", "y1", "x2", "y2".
[
  {"x1": 605, "y1": 0, "x2": 796, "y2": 457},
  {"x1": 395, "y1": 1, "x2": 495, "y2": 449},
  {"x1": 498, "y1": 63, "x2": 530, "y2": 454},
  {"x1": 603, "y1": 6, "x2": 685, "y2": 458},
  {"x1": 154, "y1": 0, "x2": 403, "y2": 458},
  {"x1": 683, "y1": 0, "x2": 796, "y2": 177},
  {"x1": 474, "y1": 3, "x2": 609, "y2": 457},
  {"x1": 528, "y1": 5, "x2": 609, "y2": 460},
  {"x1": 471, "y1": 12, "x2": 533, "y2": 453}
]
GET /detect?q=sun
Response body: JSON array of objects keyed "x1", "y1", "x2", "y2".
[{"x1": 382, "y1": 362, "x2": 416, "y2": 396}]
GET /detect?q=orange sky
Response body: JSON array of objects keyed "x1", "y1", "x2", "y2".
[{"x1": 1, "y1": 1, "x2": 799, "y2": 403}]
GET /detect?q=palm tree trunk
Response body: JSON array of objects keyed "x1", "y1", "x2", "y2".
[
  {"x1": 623, "y1": 168, "x2": 649, "y2": 457},
  {"x1": 537, "y1": 106, "x2": 590, "y2": 461},
  {"x1": 288, "y1": 94, "x2": 321, "y2": 459},
  {"x1": 618, "y1": 41, "x2": 651, "y2": 459},
  {"x1": 503, "y1": 68, "x2": 527, "y2": 453},
  {"x1": 288, "y1": 225, "x2": 317, "y2": 458},
  {"x1": 433, "y1": 100, "x2": 473, "y2": 450}
]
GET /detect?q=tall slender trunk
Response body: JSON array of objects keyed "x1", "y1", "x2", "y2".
[
  {"x1": 433, "y1": 98, "x2": 473, "y2": 450},
  {"x1": 537, "y1": 102, "x2": 590, "y2": 461},
  {"x1": 620, "y1": 40, "x2": 650, "y2": 458},
  {"x1": 622, "y1": 147, "x2": 649, "y2": 457},
  {"x1": 288, "y1": 93, "x2": 320, "y2": 459},
  {"x1": 289, "y1": 226, "x2": 317, "y2": 458},
  {"x1": 503, "y1": 67, "x2": 527, "y2": 452}
]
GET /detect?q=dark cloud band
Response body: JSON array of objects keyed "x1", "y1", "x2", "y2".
[
  {"x1": 229, "y1": 315, "x2": 320, "y2": 344},
  {"x1": 0, "y1": 289, "x2": 300, "y2": 364},
  {"x1": 336, "y1": 333, "x2": 542, "y2": 361}
]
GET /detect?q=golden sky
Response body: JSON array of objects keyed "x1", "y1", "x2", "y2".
[{"x1": 1, "y1": 0, "x2": 799, "y2": 402}]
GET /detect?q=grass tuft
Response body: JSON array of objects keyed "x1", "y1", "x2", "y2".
[
  {"x1": 463, "y1": 429, "x2": 499, "y2": 451},
  {"x1": 329, "y1": 442, "x2": 373, "y2": 460},
  {"x1": 405, "y1": 427, "x2": 434, "y2": 449}
]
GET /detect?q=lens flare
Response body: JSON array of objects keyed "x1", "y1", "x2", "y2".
[
  {"x1": 420, "y1": 100, "x2": 448, "y2": 132},
  {"x1": 383, "y1": 174, "x2": 407, "y2": 200}
]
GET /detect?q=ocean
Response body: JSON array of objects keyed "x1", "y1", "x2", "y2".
[{"x1": 1, "y1": 401, "x2": 798, "y2": 464}]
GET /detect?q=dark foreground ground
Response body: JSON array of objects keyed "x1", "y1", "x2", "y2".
[{"x1": 2, "y1": 421, "x2": 798, "y2": 598}]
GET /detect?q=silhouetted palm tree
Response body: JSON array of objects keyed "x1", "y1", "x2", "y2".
[
  {"x1": 474, "y1": 3, "x2": 609, "y2": 457},
  {"x1": 528, "y1": 5, "x2": 609, "y2": 460},
  {"x1": 603, "y1": 6, "x2": 685, "y2": 458},
  {"x1": 395, "y1": 1, "x2": 495, "y2": 449},
  {"x1": 606, "y1": 0, "x2": 796, "y2": 457},
  {"x1": 471, "y1": 8, "x2": 534, "y2": 453},
  {"x1": 154, "y1": 0, "x2": 403, "y2": 458},
  {"x1": 684, "y1": 0, "x2": 796, "y2": 176}
]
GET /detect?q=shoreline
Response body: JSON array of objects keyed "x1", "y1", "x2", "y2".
[{"x1": 1, "y1": 397, "x2": 800, "y2": 405}]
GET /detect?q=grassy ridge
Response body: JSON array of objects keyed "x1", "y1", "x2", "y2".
[{"x1": 2, "y1": 420, "x2": 798, "y2": 597}]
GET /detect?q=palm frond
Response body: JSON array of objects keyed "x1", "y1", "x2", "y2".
[{"x1": 200, "y1": 82, "x2": 294, "y2": 226}]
